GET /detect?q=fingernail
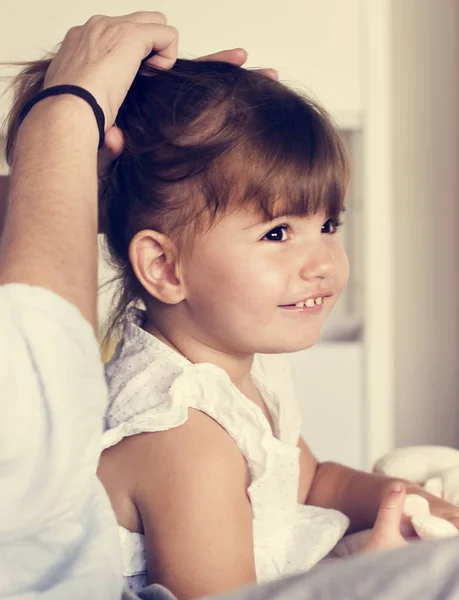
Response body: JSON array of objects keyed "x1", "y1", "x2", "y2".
[
  {"x1": 234, "y1": 48, "x2": 248, "y2": 58},
  {"x1": 391, "y1": 482, "x2": 403, "y2": 493}
]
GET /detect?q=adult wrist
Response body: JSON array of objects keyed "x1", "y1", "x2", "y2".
[
  {"x1": 19, "y1": 86, "x2": 105, "y2": 149},
  {"x1": 15, "y1": 95, "x2": 100, "y2": 154}
]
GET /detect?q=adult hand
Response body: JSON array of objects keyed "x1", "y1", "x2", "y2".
[
  {"x1": 44, "y1": 12, "x2": 179, "y2": 130},
  {"x1": 3, "y1": 12, "x2": 179, "y2": 323}
]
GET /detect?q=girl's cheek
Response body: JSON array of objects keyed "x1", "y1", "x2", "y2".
[{"x1": 334, "y1": 250, "x2": 350, "y2": 293}]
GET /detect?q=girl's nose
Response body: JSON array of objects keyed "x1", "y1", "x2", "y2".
[{"x1": 299, "y1": 242, "x2": 335, "y2": 281}]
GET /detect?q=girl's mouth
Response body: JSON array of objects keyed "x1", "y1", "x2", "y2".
[{"x1": 280, "y1": 296, "x2": 325, "y2": 314}]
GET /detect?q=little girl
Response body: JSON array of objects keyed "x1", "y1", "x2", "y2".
[
  {"x1": 9, "y1": 56, "x2": 455, "y2": 598},
  {"x1": 92, "y1": 58, "x2": 354, "y2": 596},
  {"x1": 91, "y1": 59, "x2": 459, "y2": 597}
]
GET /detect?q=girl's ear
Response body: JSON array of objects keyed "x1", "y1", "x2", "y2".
[{"x1": 129, "y1": 230, "x2": 185, "y2": 304}]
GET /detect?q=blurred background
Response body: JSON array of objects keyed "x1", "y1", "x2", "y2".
[{"x1": 1, "y1": 0, "x2": 458, "y2": 470}]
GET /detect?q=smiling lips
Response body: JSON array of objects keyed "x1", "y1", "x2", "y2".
[
  {"x1": 293, "y1": 297, "x2": 323, "y2": 308},
  {"x1": 280, "y1": 294, "x2": 330, "y2": 312}
]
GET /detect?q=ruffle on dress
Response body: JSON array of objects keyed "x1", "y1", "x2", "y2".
[{"x1": 103, "y1": 310, "x2": 349, "y2": 590}]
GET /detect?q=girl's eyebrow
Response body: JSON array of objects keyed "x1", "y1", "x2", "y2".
[
  {"x1": 242, "y1": 215, "x2": 286, "y2": 231},
  {"x1": 243, "y1": 210, "x2": 326, "y2": 230}
]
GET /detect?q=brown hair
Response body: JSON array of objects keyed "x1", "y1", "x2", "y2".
[{"x1": 5, "y1": 57, "x2": 349, "y2": 343}]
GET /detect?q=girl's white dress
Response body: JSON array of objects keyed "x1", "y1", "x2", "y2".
[{"x1": 102, "y1": 309, "x2": 349, "y2": 593}]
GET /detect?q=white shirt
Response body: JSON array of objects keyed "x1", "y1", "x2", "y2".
[
  {"x1": 103, "y1": 309, "x2": 349, "y2": 593},
  {"x1": 0, "y1": 284, "x2": 123, "y2": 599}
]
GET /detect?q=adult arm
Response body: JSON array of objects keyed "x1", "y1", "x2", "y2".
[
  {"x1": 0, "y1": 13, "x2": 178, "y2": 326},
  {"x1": 0, "y1": 13, "x2": 178, "y2": 597}
]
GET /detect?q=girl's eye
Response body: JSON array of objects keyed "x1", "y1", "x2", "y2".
[
  {"x1": 262, "y1": 225, "x2": 289, "y2": 242},
  {"x1": 322, "y1": 218, "x2": 343, "y2": 234}
]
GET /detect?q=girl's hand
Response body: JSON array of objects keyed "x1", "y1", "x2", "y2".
[
  {"x1": 44, "y1": 12, "x2": 179, "y2": 130},
  {"x1": 361, "y1": 482, "x2": 409, "y2": 552},
  {"x1": 416, "y1": 492, "x2": 459, "y2": 531}
]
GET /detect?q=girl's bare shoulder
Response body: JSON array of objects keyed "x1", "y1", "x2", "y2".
[{"x1": 97, "y1": 408, "x2": 250, "y2": 531}]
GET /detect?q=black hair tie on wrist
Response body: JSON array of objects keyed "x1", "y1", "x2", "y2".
[{"x1": 18, "y1": 85, "x2": 106, "y2": 150}]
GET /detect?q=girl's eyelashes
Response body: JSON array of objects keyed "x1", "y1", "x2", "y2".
[
  {"x1": 261, "y1": 217, "x2": 343, "y2": 241},
  {"x1": 262, "y1": 224, "x2": 289, "y2": 242},
  {"x1": 322, "y1": 218, "x2": 343, "y2": 234}
]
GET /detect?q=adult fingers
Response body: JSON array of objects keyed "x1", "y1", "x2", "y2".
[
  {"x1": 44, "y1": 15, "x2": 179, "y2": 127},
  {"x1": 196, "y1": 49, "x2": 279, "y2": 81},
  {"x1": 98, "y1": 126, "x2": 125, "y2": 176},
  {"x1": 113, "y1": 10, "x2": 178, "y2": 68},
  {"x1": 104, "y1": 126, "x2": 125, "y2": 157},
  {"x1": 135, "y1": 23, "x2": 179, "y2": 70},
  {"x1": 197, "y1": 48, "x2": 248, "y2": 65}
]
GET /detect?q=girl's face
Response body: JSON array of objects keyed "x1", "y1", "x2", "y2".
[{"x1": 179, "y1": 206, "x2": 349, "y2": 356}]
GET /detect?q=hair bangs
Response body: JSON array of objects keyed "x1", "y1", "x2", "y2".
[{"x1": 218, "y1": 88, "x2": 349, "y2": 223}]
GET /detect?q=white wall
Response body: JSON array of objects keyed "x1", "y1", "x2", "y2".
[
  {"x1": 293, "y1": 343, "x2": 364, "y2": 468},
  {"x1": 391, "y1": 0, "x2": 459, "y2": 447},
  {"x1": 0, "y1": 0, "x2": 362, "y2": 121},
  {"x1": 360, "y1": 0, "x2": 396, "y2": 466}
]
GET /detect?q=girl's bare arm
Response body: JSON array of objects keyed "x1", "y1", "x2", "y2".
[
  {"x1": 299, "y1": 437, "x2": 459, "y2": 534},
  {"x1": 125, "y1": 409, "x2": 256, "y2": 599}
]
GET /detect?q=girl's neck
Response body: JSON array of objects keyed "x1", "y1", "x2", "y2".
[{"x1": 143, "y1": 317, "x2": 255, "y2": 387}]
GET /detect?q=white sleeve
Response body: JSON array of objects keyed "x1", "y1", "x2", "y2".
[{"x1": 0, "y1": 284, "x2": 123, "y2": 598}]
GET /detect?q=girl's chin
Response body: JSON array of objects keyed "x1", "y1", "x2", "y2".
[{"x1": 259, "y1": 332, "x2": 322, "y2": 355}]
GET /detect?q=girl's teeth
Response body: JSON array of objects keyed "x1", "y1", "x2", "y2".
[{"x1": 292, "y1": 297, "x2": 324, "y2": 308}]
